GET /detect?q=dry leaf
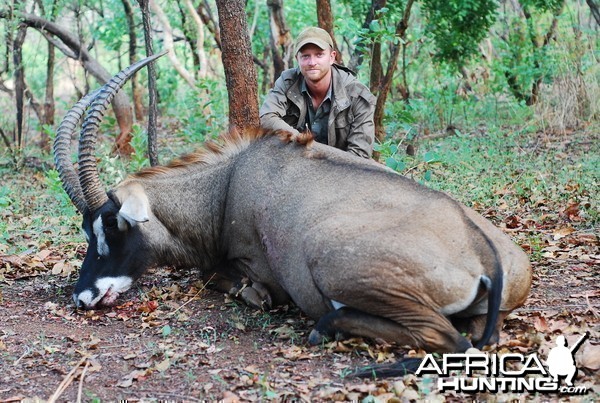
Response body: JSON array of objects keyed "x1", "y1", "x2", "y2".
[
  {"x1": 155, "y1": 358, "x2": 170, "y2": 372},
  {"x1": 553, "y1": 227, "x2": 575, "y2": 240},
  {"x1": 533, "y1": 316, "x2": 549, "y2": 332},
  {"x1": 579, "y1": 343, "x2": 600, "y2": 370}
]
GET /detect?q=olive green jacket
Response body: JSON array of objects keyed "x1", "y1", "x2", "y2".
[{"x1": 259, "y1": 65, "x2": 376, "y2": 159}]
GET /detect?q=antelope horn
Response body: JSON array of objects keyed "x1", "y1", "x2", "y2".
[
  {"x1": 78, "y1": 51, "x2": 167, "y2": 213},
  {"x1": 53, "y1": 89, "x2": 101, "y2": 214}
]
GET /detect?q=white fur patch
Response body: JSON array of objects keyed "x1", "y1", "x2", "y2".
[
  {"x1": 74, "y1": 276, "x2": 133, "y2": 308},
  {"x1": 93, "y1": 216, "x2": 109, "y2": 256},
  {"x1": 75, "y1": 290, "x2": 94, "y2": 307},
  {"x1": 331, "y1": 300, "x2": 346, "y2": 310}
]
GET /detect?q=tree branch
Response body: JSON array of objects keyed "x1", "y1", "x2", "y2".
[{"x1": 0, "y1": 8, "x2": 136, "y2": 152}]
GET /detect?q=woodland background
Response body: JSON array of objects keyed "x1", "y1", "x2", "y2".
[{"x1": 0, "y1": 0, "x2": 598, "y2": 401}]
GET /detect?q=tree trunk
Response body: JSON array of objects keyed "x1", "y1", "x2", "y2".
[
  {"x1": 586, "y1": 0, "x2": 600, "y2": 25},
  {"x1": 0, "y1": 10, "x2": 136, "y2": 155},
  {"x1": 41, "y1": 40, "x2": 55, "y2": 151},
  {"x1": 138, "y1": 0, "x2": 159, "y2": 166},
  {"x1": 316, "y1": 0, "x2": 342, "y2": 64},
  {"x1": 522, "y1": 1, "x2": 565, "y2": 106},
  {"x1": 197, "y1": 1, "x2": 221, "y2": 50},
  {"x1": 13, "y1": 21, "x2": 26, "y2": 151},
  {"x1": 373, "y1": 0, "x2": 414, "y2": 143},
  {"x1": 184, "y1": 0, "x2": 208, "y2": 79},
  {"x1": 122, "y1": 0, "x2": 143, "y2": 122},
  {"x1": 35, "y1": 0, "x2": 57, "y2": 152},
  {"x1": 216, "y1": 0, "x2": 260, "y2": 129},
  {"x1": 267, "y1": 0, "x2": 292, "y2": 80},
  {"x1": 348, "y1": 0, "x2": 387, "y2": 72},
  {"x1": 149, "y1": 0, "x2": 196, "y2": 88},
  {"x1": 369, "y1": 41, "x2": 382, "y2": 94},
  {"x1": 176, "y1": 0, "x2": 201, "y2": 71}
]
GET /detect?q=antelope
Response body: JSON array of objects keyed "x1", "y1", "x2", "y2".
[{"x1": 53, "y1": 55, "x2": 531, "y2": 376}]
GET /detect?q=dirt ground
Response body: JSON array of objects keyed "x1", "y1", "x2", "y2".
[{"x1": 0, "y1": 238, "x2": 598, "y2": 402}]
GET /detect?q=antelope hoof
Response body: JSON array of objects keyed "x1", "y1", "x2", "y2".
[
  {"x1": 308, "y1": 329, "x2": 327, "y2": 345},
  {"x1": 251, "y1": 282, "x2": 272, "y2": 310},
  {"x1": 239, "y1": 283, "x2": 272, "y2": 311}
]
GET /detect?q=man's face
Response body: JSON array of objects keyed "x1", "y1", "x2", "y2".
[{"x1": 296, "y1": 44, "x2": 336, "y2": 84}]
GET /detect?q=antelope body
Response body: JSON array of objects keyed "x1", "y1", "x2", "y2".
[{"x1": 54, "y1": 56, "x2": 531, "y2": 376}]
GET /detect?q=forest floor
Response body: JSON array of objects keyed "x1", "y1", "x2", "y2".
[{"x1": 0, "y1": 127, "x2": 598, "y2": 402}]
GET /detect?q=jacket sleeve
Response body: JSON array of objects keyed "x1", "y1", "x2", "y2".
[
  {"x1": 346, "y1": 89, "x2": 376, "y2": 159},
  {"x1": 259, "y1": 75, "x2": 300, "y2": 136}
]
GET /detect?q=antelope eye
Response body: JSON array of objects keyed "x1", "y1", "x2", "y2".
[{"x1": 105, "y1": 215, "x2": 118, "y2": 229}]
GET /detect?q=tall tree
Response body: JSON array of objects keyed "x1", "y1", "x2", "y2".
[
  {"x1": 316, "y1": 0, "x2": 342, "y2": 64},
  {"x1": 216, "y1": 0, "x2": 259, "y2": 129},
  {"x1": 499, "y1": 0, "x2": 566, "y2": 105},
  {"x1": 149, "y1": 0, "x2": 196, "y2": 87},
  {"x1": 347, "y1": 0, "x2": 387, "y2": 72},
  {"x1": 372, "y1": 0, "x2": 415, "y2": 143},
  {"x1": 267, "y1": 0, "x2": 293, "y2": 80},
  {"x1": 122, "y1": 0, "x2": 143, "y2": 121},
  {"x1": 34, "y1": 0, "x2": 57, "y2": 152},
  {"x1": 587, "y1": 0, "x2": 600, "y2": 25},
  {"x1": 13, "y1": 7, "x2": 27, "y2": 156},
  {"x1": 183, "y1": 0, "x2": 208, "y2": 79},
  {"x1": 138, "y1": 0, "x2": 160, "y2": 166},
  {"x1": 0, "y1": 9, "x2": 137, "y2": 154}
]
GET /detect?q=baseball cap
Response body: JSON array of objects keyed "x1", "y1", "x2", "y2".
[{"x1": 294, "y1": 27, "x2": 334, "y2": 55}]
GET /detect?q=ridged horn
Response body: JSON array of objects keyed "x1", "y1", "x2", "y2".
[
  {"x1": 78, "y1": 51, "x2": 167, "y2": 213},
  {"x1": 53, "y1": 89, "x2": 101, "y2": 214}
]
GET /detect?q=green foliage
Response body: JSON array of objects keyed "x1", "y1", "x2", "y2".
[
  {"x1": 45, "y1": 169, "x2": 77, "y2": 214},
  {"x1": 421, "y1": 0, "x2": 498, "y2": 65},
  {"x1": 0, "y1": 185, "x2": 13, "y2": 210},
  {"x1": 522, "y1": 0, "x2": 565, "y2": 12},
  {"x1": 0, "y1": 186, "x2": 13, "y2": 246},
  {"x1": 425, "y1": 127, "x2": 598, "y2": 217},
  {"x1": 129, "y1": 124, "x2": 151, "y2": 172},
  {"x1": 374, "y1": 137, "x2": 443, "y2": 184}
]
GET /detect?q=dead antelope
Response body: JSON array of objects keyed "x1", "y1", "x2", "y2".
[{"x1": 53, "y1": 55, "x2": 531, "y2": 376}]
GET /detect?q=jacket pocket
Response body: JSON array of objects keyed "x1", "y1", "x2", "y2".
[{"x1": 334, "y1": 111, "x2": 351, "y2": 146}]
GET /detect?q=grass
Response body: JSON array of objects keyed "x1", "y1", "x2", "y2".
[{"x1": 378, "y1": 122, "x2": 599, "y2": 230}]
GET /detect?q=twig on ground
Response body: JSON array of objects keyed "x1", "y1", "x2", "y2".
[
  {"x1": 13, "y1": 346, "x2": 31, "y2": 366},
  {"x1": 585, "y1": 293, "x2": 600, "y2": 319},
  {"x1": 76, "y1": 359, "x2": 90, "y2": 403},
  {"x1": 47, "y1": 356, "x2": 87, "y2": 403},
  {"x1": 169, "y1": 272, "x2": 215, "y2": 316}
]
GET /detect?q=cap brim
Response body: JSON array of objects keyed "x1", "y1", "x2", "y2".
[{"x1": 295, "y1": 39, "x2": 330, "y2": 55}]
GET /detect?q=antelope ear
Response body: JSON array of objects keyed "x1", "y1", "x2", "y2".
[{"x1": 115, "y1": 183, "x2": 150, "y2": 229}]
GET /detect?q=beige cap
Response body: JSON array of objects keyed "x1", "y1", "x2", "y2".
[{"x1": 294, "y1": 27, "x2": 334, "y2": 55}]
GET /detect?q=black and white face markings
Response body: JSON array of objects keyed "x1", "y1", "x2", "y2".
[
  {"x1": 72, "y1": 205, "x2": 136, "y2": 309},
  {"x1": 73, "y1": 191, "x2": 151, "y2": 309},
  {"x1": 73, "y1": 275, "x2": 133, "y2": 308}
]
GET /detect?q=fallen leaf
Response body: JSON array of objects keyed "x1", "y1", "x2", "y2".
[
  {"x1": 155, "y1": 358, "x2": 170, "y2": 372},
  {"x1": 117, "y1": 369, "x2": 149, "y2": 388},
  {"x1": 553, "y1": 227, "x2": 575, "y2": 240},
  {"x1": 533, "y1": 316, "x2": 549, "y2": 332},
  {"x1": 579, "y1": 343, "x2": 600, "y2": 370}
]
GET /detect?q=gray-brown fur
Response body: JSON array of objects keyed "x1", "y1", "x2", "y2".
[
  {"x1": 54, "y1": 58, "x2": 531, "y2": 377},
  {"x1": 109, "y1": 130, "x2": 531, "y2": 351}
]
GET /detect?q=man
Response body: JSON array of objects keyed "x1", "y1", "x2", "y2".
[{"x1": 260, "y1": 27, "x2": 376, "y2": 159}]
